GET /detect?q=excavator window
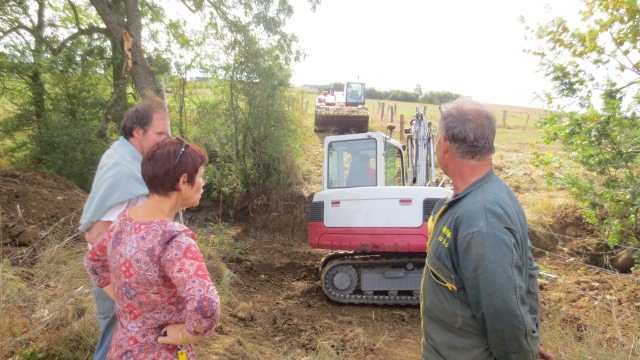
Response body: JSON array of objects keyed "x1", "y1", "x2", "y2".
[
  {"x1": 384, "y1": 141, "x2": 404, "y2": 186},
  {"x1": 327, "y1": 138, "x2": 376, "y2": 188},
  {"x1": 345, "y1": 153, "x2": 376, "y2": 187}
]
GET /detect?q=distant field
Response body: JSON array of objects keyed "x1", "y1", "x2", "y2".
[{"x1": 297, "y1": 87, "x2": 553, "y2": 133}]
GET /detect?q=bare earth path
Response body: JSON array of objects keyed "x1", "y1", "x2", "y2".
[{"x1": 199, "y1": 227, "x2": 423, "y2": 359}]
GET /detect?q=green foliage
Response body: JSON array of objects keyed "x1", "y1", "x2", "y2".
[
  {"x1": 365, "y1": 87, "x2": 461, "y2": 103},
  {"x1": 536, "y1": 99, "x2": 639, "y2": 244},
  {"x1": 186, "y1": 32, "x2": 304, "y2": 203},
  {"x1": 1, "y1": 68, "x2": 117, "y2": 189},
  {"x1": 414, "y1": 84, "x2": 423, "y2": 98},
  {"x1": 530, "y1": 0, "x2": 640, "y2": 245},
  {"x1": 203, "y1": 159, "x2": 244, "y2": 199},
  {"x1": 194, "y1": 223, "x2": 241, "y2": 294},
  {"x1": 317, "y1": 84, "x2": 460, "y2": 104},
  {"x1": 32, "y1": 118, "x2": 107, "y2": 191},
  {"x1": 388, "y1": 89, "x2": 419, "y2": 102},
  {"x1": 0, "y1": 0, "x2": 115, "y2": 190},
  {"x1": 420, "y1": 90, "x2": 462, "y2": 104},
  {"x1": 365, "y1": 87, "x2": 386, "y2": 100},
  {"x1": 204, "y1": 223, "x2": 251, "y2": 262},
  {"x1": 1, "y1": 0, "x2": 305, "y2": 197},
  {"x1": 325, "y1": 82, "x2": 344, "y2": 92}
]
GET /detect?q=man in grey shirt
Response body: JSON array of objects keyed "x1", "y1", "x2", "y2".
[{"x1": 79, "y1": 94, "x2": 169, "y2": 359}]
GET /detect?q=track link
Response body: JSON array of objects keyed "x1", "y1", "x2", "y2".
[{"x1": 320, "y1": 252, "x2": 425, "y2": 305}]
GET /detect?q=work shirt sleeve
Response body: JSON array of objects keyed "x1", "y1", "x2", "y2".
[
  {"x1": 161, "y1": 231, "x2": 221, "y2": 337},
  {"x1": 457, "y1": 229, "x2": 539, "y2": 360},
  {"x1": 526, "y1": 242, "x2": 541, "y2": 333}
]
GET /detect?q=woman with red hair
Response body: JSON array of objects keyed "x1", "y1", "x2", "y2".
[{"x1": 85, "y1": 137, "x2": 220, "y2": 359}]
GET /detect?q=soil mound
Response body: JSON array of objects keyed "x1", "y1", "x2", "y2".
[{"x1": 0, "y1": 169, "x2": 87, "y2": 264}]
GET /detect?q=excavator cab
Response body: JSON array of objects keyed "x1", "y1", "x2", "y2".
[{"x1": 323, "y1": 132, "x2": 405, "y2": 191}]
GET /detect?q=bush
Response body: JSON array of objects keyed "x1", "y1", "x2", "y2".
[{"x1": 536, "y1": 95, "x2": 640, "y2": 245}]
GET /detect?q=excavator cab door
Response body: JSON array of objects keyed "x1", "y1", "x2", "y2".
[{"x1": 326, "y1": 137, "x2": 376, "y2": 189}]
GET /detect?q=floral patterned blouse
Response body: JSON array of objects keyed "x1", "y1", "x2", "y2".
[{"x1": 85, "y1": 210, "x2": 220, "y2": 359}]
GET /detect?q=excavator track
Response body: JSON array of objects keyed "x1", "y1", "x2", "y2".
[{"x1": 319, "y1": 251, "x2": 426, "y2": 305}]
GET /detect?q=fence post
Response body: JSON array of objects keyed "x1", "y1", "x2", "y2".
[
  {"x1": 502, "y1": 110, "x2": 507, "y2": 127},
  {"x1": 525, "y1": 114, "x2": 530, "y2": 129},
  {"x1": 381, "y1": 103, "x2": 385, "y2": 120},
  {"x1": 423, "y1": 105, "x2": 427, "y2": 117},
  {"x1": 390, "y1": 106, "x2": 395, "y2": 123},
  {"x1": 400, "y1": 114, "x2": 405, "y2": 142}
]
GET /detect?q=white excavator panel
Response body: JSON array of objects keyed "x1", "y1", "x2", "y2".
[{"x1": 313, "y1": 186, "x2": 452, "y2": 228}]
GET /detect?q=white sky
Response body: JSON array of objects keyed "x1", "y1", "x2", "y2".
[{"x1": 285, "y1": 0, "x2": 583, "y2": 108}]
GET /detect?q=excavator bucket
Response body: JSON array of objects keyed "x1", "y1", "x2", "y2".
[{"x1": 314, "y1": 106, "x2": 369, "y2": 133}]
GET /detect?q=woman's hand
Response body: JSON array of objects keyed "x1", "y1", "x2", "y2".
[{"x1": 157, "y1": 323, "x2": 205, "y2": 346}]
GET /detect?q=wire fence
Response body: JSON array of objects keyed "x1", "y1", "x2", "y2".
[{"x1": 532, "y1": 244, "x2": 640, "y2": 282}]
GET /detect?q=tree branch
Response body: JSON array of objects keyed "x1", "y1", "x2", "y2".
[
  {"x1": 606, "y1": 29, "x2": 640, "y2": 77},
  {"x1": 51, "y1": 27, "x2": 110, "y2": 55},
  {"x1": 0, "y1": 24, "x2": 36, "y2": 41},
  {"x1": 66, "y1": 0, "x2": 82, "y2": 30},
  {"x1": 179, "y1": 0, "x2": 197, "y2": 13}
]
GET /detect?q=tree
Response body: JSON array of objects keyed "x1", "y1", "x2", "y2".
[
  {"x1": 185, "y1": 13, "x2": 305, "y2": 201},
  {"x1": 528, "y1": 0, "x2": 640, "y2": 245},
  {"x1": 389, "y1": 89, "x2": 418, "y2": 102},
  {"x1": 0, "y1": 0, "x2": 113, "y2": 189},
  {"x1": 88, "y1": 0, "x2": 320, "y2": 98},
  {"x1": 0, "y1": 0, "x2": 108, "y2": 131},
  {"x1": 414, "y1": 83, "x2": 422, "y2": 99},
  {"x1": 0, "y1": 0, "x2": 318, "y2": 196},
  {"x1": 421, "y1": 90, "x2": 461, "y2": 105}
]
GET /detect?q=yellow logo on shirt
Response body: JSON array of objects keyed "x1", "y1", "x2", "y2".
[{"x1": 438, "y1": 225, "x2": 452, "y2": 248}]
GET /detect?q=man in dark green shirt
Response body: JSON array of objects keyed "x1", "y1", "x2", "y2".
[{"x1": 421, "y1": 98, "x2": 554, "y2": 360}]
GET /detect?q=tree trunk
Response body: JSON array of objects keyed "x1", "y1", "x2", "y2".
[
  {"x1": 89, "y1": 0, "x2": 160, "y2": 100},
  {"x1": 96, "y1": 36, "x2": 129, "y2": 144},
  {"x1": 30, "y1": 0, "x2": 48, "y2": 133}
]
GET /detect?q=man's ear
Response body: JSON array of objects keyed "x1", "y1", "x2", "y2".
[
  {"x1": 132, "y1": 125, "x2": 145, "y2": 140},
  {"x1": 440, "y1": 136, "x2": 450, "y2": 154}
]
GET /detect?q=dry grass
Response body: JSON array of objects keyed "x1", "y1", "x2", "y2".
[
  {"x1": 0, "y1": 223, "x2": 239, "y2": 359},
  {"x1": 0, "y1": 240, "x2": 97, "y2": 359},
  {"x1": 540, "y1": 285, "x2": 640, "y2": 359}
]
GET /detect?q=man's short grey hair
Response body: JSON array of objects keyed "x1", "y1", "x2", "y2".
[{"x1": 438, "y1": 97, "x2": 496, "y2": 160}]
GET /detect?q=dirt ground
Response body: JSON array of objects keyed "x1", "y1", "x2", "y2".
[
  {"x1": 0, "y1": 169, "x2": 86, "y2": 265},
  {"x1": 203, "y1": 226, "x2": 424, "y2": 359},
  {"x1": 2, "y1": 162, "x2": 639, "y2": 358}
]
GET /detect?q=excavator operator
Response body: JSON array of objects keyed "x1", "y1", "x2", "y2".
[{"x1": 345, "y1": 153, "x2": 375, "y2": 187}]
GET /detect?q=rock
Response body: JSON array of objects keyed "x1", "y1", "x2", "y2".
[{"x1": 609, "y1": 248, "x2": 636, "y2": 273}]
